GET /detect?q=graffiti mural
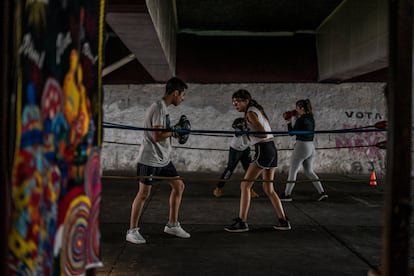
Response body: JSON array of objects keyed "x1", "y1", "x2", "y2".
[
  {"x1": 335, "y1": 107, "x2": 387, "y2": 174},
  {"x1": 8, "y1": 0, "x2": 105, "y2": 275},
  {"x1": 335, "y1": 123, "x2": 386, "y2": 159}
]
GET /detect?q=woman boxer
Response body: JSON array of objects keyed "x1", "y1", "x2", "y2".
[
  {"x1": 213, "y1": 117, "x2": 259, "y2": 198},
  {"x1": 279, "y1": 99, "x2": 328, "y2": 202},
  {"x1": 224, "y1": 89, "x2": 291, "y2": 232}
]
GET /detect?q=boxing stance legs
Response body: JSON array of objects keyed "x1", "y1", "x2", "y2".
[{"x1": 284, "y1": 141, "x2": 325, "y2": 195}]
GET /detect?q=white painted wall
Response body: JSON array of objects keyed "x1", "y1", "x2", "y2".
[{"x1": 102, "y1": 82, "x2": 388, "y2": 175}]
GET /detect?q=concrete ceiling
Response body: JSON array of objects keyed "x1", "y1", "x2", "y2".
[
  {"x1": 176, "y1": 0, "x2": 343, "y2": 32},
  {"x1": 103, "y1": 0, "x2": 387, "y2": 84}
]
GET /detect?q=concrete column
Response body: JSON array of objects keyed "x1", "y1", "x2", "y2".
[{"x1": 381, "y1": 0, "x2": 412, "y2": 274}]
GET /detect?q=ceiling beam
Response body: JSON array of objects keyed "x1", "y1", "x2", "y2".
[
  {"x1": 102, "y1": 54, "x2": 135, "y2": 77},
  {"x1": 106, "y1": 0, "x2": 176, "y2": 82}
]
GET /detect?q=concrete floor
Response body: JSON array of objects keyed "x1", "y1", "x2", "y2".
[{"x1": 96, "y1": 172, "x2": 413, "y2": 276}]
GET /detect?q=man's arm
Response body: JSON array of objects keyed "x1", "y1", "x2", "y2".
[{"x1": 152, "y1": 125, "x2": 173, "y2": 142}]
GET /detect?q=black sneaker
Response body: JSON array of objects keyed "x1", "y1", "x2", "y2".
[
  {"x1": 279, "y1": 193, "x2": 292, "y2": 202},
  {"x1": 224, "y1": 217, "x2": 249, "y2": 233},
  {"x1": 317, "y1": 192, "x2": 328, "y2": 201},
  {"x1": 273, "y1": 218, "x2": 291, "y2": 230}
]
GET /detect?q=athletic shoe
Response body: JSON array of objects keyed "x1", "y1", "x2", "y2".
[
  {"x1": 224, "y1": 217, "x2": 249, "y2": 233},
  {"x1": 213, "y1": 187, "x2": 222, "y2": 197},
  {"x1": 250, "y1": 188, "x2": 259, "y2": 198},
  {"x1": 126, "y1": 228, "x2": 146, "y2": 244},
  {"x1": 279, "y1": 193, "x2": 292, "y2": 202},
  {"x1": 164, "y1": 222, "x2": 191, "y2": 238},
  {"x1": 317, "y1": 192, "x2": 328, "y2": 201},
  {"x1": 273, "y1": 218, "x2": 291, "y2": 231}
]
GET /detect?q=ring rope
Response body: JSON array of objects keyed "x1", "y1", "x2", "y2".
[
  {"x1": 102, "y1": 174, "x2": 378, "y2": 185},
  {"x1": 102, "y1": 120, "x2": 388, "y2": 183},
  {"x1": 102, "y1": 121, "x2": 387, "y2": 136},
  {"x1": 103, "y1": 140, "x2": 387, "y2": 151}
]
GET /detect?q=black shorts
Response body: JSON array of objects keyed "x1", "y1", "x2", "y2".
[
  {"x1": 136, "y1": 162, "x2": 179, "y2": 185},
  {"x1": 252, "y1": 141, "x2": 278, "y2": 169}
]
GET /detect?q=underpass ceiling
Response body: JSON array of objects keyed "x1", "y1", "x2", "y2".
[
  {"x1": 176, "y1": 0, "x2": 343, "y2": 33},
  {"x1": 103, "y1": 0, "x2": 387, "y2": 84}
]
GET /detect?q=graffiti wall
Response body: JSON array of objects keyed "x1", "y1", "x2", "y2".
[
  {"x1": 334, "y1": 118, "x2": 387, "y2": 174},
  {"x1": 8, "y1": 0, "x2": 105, "y2": 275},
  {"x1": 102, "y1": 83, "x2": 389, "y2": 175}
]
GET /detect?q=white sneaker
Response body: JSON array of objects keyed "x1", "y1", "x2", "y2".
[
  {"x1": 164, "y1": 222, "x2": 191, "y2": 238},
  {"x1": 126, "y1": 228, "x2": 146, "y2": 244}
]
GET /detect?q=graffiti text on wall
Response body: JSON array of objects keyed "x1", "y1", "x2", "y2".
[{"x1": 345, "y1": 111, "x2": 383, "y2": 120}]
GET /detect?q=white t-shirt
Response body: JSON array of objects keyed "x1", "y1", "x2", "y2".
[
  {"x1": 230, "y1": 135, "x2": 250, "y2": 151},
  {"x1": 246, "y1": 106, "x2": 273, "y2": 145},
  {"x1": 137, "y1": 100, "x2": 171, "y2": 167}
]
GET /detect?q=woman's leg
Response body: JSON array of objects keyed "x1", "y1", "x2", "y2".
[
  {"x1": 302, "y1": 144, "x2": 325, "y2": 194},
  {"x1": 217, "y1": 148, "x2": 243, "y2": 188},
  {"x1": 285, "y1": 142, "x2": 308, "y2": 195},
  {"x1": 240, "y1": 148, "x2": 258, "y2": 195},
  {"x1": 240, "y1": 147, "x2": 252, "y2": 171},
  {"x1": 239, "y1": 163, "x2": 262, "y2": 221},
  {"x1": 262, "y1": 168, "x2": 287, "y2": 219}
]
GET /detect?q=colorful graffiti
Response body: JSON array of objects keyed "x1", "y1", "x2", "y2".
[
  {"x1": 335, "y1": 123, "x2": 386, "y2": 159},
  {"x1": 8, "y1": 0, "x2": 105, "y2": 275}
]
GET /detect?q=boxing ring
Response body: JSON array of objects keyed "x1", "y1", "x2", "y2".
[{"x1": 101, "y1": 120, "x2": 388, "y2": 185}]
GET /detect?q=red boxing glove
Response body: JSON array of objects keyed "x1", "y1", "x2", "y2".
[{"x1": 282, "y1": 110, "x2": 297, "y2": 120}]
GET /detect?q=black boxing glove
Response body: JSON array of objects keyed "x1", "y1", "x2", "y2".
[
  {"x1": 282, "y1": 110, "x2": 298, "y2": 121},
  {"x1": 232, "y1": 117, "x2": 249, "y2": 136},
  {"x1": 172, "y1": 115, "x2": 191, "y2": 144}
]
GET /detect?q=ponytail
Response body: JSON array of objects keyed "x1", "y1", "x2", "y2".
[{"x1": 248, "y1": 99, "x2": 269, "y2": 121}]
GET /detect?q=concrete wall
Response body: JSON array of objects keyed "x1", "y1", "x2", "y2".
[{"x1": 102, "y1": 83, "x2": 388, "y2": 175}]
